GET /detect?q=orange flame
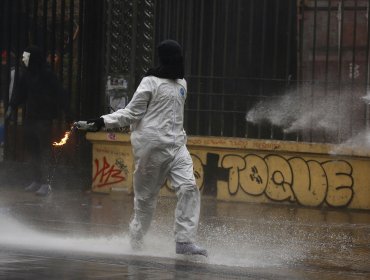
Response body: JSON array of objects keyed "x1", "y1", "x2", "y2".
[{"x1": 53, "y1": 131, "x2": 71, "y2": 147}]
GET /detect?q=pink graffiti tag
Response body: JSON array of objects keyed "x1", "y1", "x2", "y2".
[{"x1": 93, "y1": 156, "x2": 125, "y2": 188}]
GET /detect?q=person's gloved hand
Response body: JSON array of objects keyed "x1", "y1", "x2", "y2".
[{"x1": 87, "y1": 117, "x2": 105, "y2": 132}]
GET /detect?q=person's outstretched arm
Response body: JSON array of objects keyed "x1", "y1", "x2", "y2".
[{"x1": 101, "y1": 77, "x2": 153, "y2": 129}]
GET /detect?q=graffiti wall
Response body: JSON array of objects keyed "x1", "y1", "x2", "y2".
[
  {"x1": 89, "y1": 133, "x2": 133, "y2": 193},
  {"x1": 187, "y1": 152, "x2": 354, "y2": 208},
  {"x1": 184, "y1": 137, "x2": 370, "y2": 209},
  {"x1": 87, "y1": 133, "x2": 370, "y2": 210}
]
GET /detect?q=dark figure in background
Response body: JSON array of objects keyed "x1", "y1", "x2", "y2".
[
  {"x1": 1, "y1": 50, "x2": 16, "y2": 148},
  {"x1": 7, "y1": 45, "x2": 68, "y2": 196},
  {"x1": 1, "y1": 50, "x2": 16, "y2": 102}
]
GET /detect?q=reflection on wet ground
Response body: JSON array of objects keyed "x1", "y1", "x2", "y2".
[{"x1": 0, "y1": 186, "x2": 369, "y2": 279}]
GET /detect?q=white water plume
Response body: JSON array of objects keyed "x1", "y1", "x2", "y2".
[
  {"x1": 361, "y1": 93, "x2": 370, "y2": 104},
  {"x1": 0, "y1": 212, "x2": 173, "y2": 257},
  {"x1": 0, "y1": 212, "x2": 305, "y2": 268},
  {"x1": 246, "y1": 91, "x2": 301, "y2": 127},
  {"x1": 329, "y1": 129, "x2": 370, "y2": 155},
  {"x1": 246, "y1": 88, "x2": 356, "y2": 138}
]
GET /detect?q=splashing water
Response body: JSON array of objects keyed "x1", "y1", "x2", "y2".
[
  {"x1": 328, "y1": 93, "x2": 370, "y2": 153},
  {"x1": 0, "y1": 212, "x2": 171, "y2": 257},
  {"x1": 0, "y1": 212, "x2": 305, "y2": 268},
  {"x1": 329, "y1": 129, "x2": 370, "y2": 155},
  {"x1": 361, "y1": 94, "x2": 370, "y2": 104},
  {"x1": 246, "y1": 88, "x2": 356, "y2": 139},
  {"x1": 246, "y1": 88, "x2": 370, "y2": 153},
  {"x1": 246, "y1": 92, "x2": 301, "y2": 127}
]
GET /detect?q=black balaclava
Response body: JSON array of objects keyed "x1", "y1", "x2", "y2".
[
  {"x1": 145, "y1": 39, "x2": 184, "y2": 80},
  {"x1": 24, "y1": 45, "x2": 46, "y2": 73}
]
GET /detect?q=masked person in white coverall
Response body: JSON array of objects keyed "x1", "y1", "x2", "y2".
[{"x1": 84, "y1": 40, "x2": 207, "y2": 257}]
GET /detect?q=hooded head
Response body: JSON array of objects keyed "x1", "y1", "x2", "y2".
[
  {"x1": 145, "y1": 39, "x2": 184, "y2": 79},
  {"x1": 23, "y1": 45, "x2": 45, "y2": 72}
]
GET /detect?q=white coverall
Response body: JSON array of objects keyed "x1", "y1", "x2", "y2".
[{"x1": 102, "y1": 76, "x2": 200, "y2": 243}]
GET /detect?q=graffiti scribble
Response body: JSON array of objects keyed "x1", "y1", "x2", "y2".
[
  {"x1": 93, "y1": 156, "x2": 125, "y2": 188},
  {"x1": 193, "y1": 152, "x2": 354, "y2": 208}
]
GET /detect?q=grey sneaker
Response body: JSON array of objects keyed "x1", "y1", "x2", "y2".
[
  {"x1": 25, "y1": 182, "x2": 41, "y2": 192},
  {"x1": 35, "y1": 184, "x2": 51, "y2": 196},
  {"x1": 176, "y1": 242, "x2": 208, "y2": 257}
]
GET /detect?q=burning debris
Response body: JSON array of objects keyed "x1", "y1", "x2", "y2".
[
  {"x1": 53, "y1": 130, "x2": 72, "y2": 147},
  {"x1": 52, "y1": 121, "x2": 101, "y2": 147}
]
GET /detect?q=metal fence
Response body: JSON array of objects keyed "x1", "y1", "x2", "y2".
[
  {"x1": 0, "y1": 0, "x2": 83, "y2": 114},
  {"x1": 154, "y1": 0, "x2": 370, "y2": 144},
  {"x1": 153, "y1": 0, "x2": 297, "y2": 139},
  {"x1": 104, "y1": 0, "x2": 298, "y2": 139},
  {"x1": 296, "y1": 0, "x2": 370, "y2": 143},
  {"x1": 2, "y1": 0, "x2": 370, "y2": 162},
  {"x1": 0, "y1": 0, "x2": 105, "y2": 161}
]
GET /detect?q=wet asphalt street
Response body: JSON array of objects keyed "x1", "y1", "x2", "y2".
[{"x1": 0, "y1": 174, "x2": 370, "y2": 279}]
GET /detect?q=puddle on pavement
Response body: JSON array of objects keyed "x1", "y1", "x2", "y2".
[
  {"x1": 0, "y1": 211, "x2": 306, "y2": 268},
  {"x1": 0, "y1": 195, "x2": 369, "y2": 278}
]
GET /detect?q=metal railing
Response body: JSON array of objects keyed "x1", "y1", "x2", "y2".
[
  {"x1": 154, "y1": 0, "x2": 297, "y2": 139},
  {"x1": 2, "y1": 0, "x2": 370, "y2": 160},
  {"x1": 154, "y1": 0, "x2": 370, "y2": 144},
  {"x1": 0, "y1": 0, "x2": 105, "y2": 162}
]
